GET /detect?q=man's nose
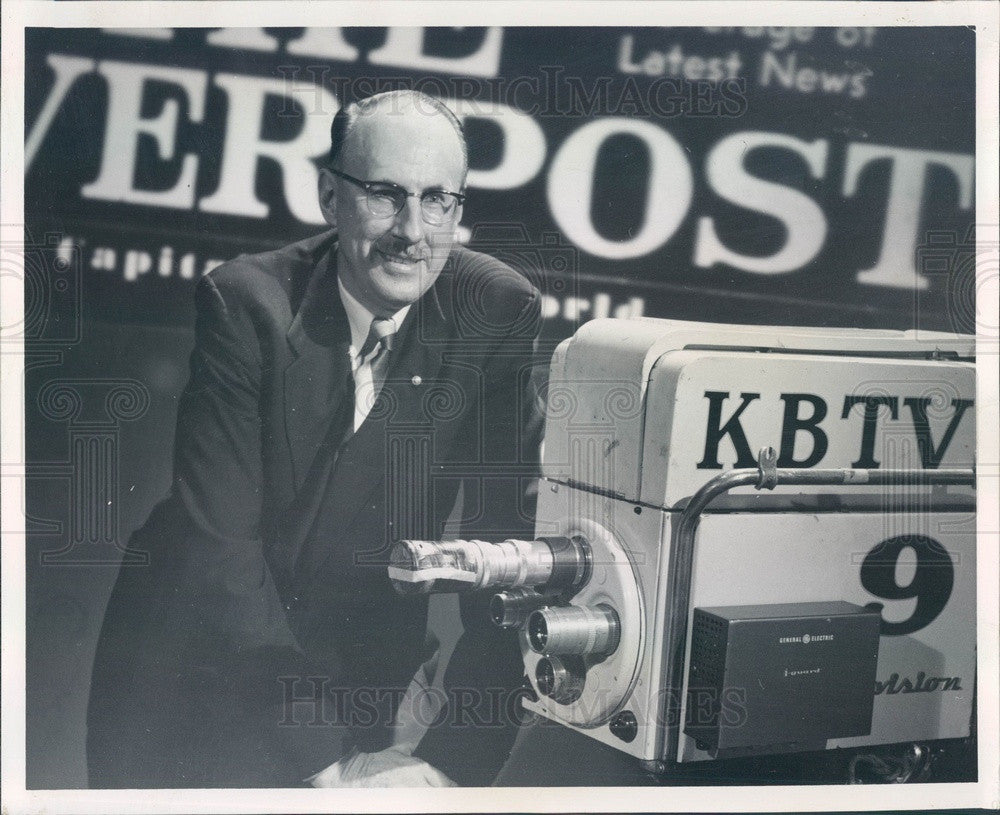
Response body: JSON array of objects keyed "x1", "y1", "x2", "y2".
[{"x1": 394, "y1": 196, "x2": 426, "y2": 244}]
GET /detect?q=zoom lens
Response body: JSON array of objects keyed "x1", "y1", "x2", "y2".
[
  {"x1": 388, "y1": 536, "x2": 590, "y2": 595},
  {"x1": 527, "y1": 603, "x2": 621, "y2": 657}
]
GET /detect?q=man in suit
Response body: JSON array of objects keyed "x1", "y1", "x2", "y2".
[{"x1": 87, "y1": 91, "x2": 543, "y2": 788}]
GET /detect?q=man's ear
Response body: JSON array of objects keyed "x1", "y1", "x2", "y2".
[{"x1": 317, "y1": 168, "x2": 338, "y2": 228}]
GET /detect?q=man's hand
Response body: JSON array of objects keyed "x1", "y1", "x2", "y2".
[{"x1": 308, "y1": 747, "x2": 456, "y2": 788}]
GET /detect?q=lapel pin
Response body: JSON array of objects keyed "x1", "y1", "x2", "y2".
[{"x1": 411, "y1": 375, "x2": 423, "y2": 386}]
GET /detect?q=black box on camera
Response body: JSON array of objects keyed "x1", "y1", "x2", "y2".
[{"x1": 683, "y1": 601, "x2": 881, "y2": 755}]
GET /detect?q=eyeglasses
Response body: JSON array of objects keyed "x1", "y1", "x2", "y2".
[{"x1": 330, "y1": 169, "x2": 465, "y2": 226}]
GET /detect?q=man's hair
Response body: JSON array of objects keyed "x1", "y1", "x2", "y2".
[{"x1": 328, "y1": 90, "x2": 468, "y2": 184}]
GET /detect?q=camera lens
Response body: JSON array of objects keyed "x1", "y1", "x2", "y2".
[
  {"x1": 528, "y1": 609, "x2": 549, "y2": 652},
  {"x1": 490, "y1": 588, "x2": 550, "y2": 628},
  {"x1": 388, "y1": 536, "x2": 591, "y2": 595},
  {"x1": 536, "y1": 658, "x2": 556, "y2": 696},
  {"x1": 535, "y1": 655, "x2": 585, "y2": 705},
  {"x1": 527, "y1": 604, "x2": 620, "y2": 657}
]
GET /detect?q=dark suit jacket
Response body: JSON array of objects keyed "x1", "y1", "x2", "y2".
[{"x1": 87, "y1": 230, "x2": 543, "y2": 788}]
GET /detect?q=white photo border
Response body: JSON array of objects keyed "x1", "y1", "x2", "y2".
[{"x1": 2, "y1": 2, "x2": 997, "y2": 813}]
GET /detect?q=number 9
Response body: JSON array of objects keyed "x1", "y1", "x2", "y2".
[{"x1": 859, "y1": 534, "x2": 954, "y2": 636}]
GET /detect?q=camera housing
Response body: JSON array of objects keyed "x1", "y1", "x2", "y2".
[{"x1": 391, "y1": 318, "x2": 977, "y2": 769}]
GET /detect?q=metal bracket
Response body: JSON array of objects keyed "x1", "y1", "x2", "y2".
[{"x1": 756, "y1": 446, "x2": 778, "y2": 490}]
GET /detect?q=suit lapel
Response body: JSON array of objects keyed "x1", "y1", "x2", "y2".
[
  {"x1": 284, "y1": 245, "x2": 353, "y2": 493},
  {"x1": 292, "y1": 278, "x2": 452, "y2": 583}
]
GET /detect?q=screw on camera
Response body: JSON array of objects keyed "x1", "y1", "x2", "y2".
[
  {"x1": 914, "y1": 225, "x2": 998, "y2": 353},
  {"x1": 1, "y1": 229, "x2": 82, "y2": 346}
]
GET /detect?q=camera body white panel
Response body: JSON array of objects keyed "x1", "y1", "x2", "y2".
[{"x1": 528, "y1": 319, "x2": 976, "y2": 763}]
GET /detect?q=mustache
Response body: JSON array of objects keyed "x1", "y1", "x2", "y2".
[{"x1": 374, "y1": 242, "x2": 432, "y2": 262}]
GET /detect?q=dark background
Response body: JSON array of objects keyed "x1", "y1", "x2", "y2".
[{"x1": 23, "y1": 26, "x2": 976, "y2": 787}]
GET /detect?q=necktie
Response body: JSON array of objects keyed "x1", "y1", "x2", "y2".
[
  {"x1": 354, "y1": 317, "x2": 396, "y2": 430},
  {"x1": 359, "y1": 317, "x2": 396, "y2": 358}
]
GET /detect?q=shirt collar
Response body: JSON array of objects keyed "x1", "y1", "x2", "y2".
[{"x1": 336, "y1": 275, "x2": 411, "y2": 357}]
